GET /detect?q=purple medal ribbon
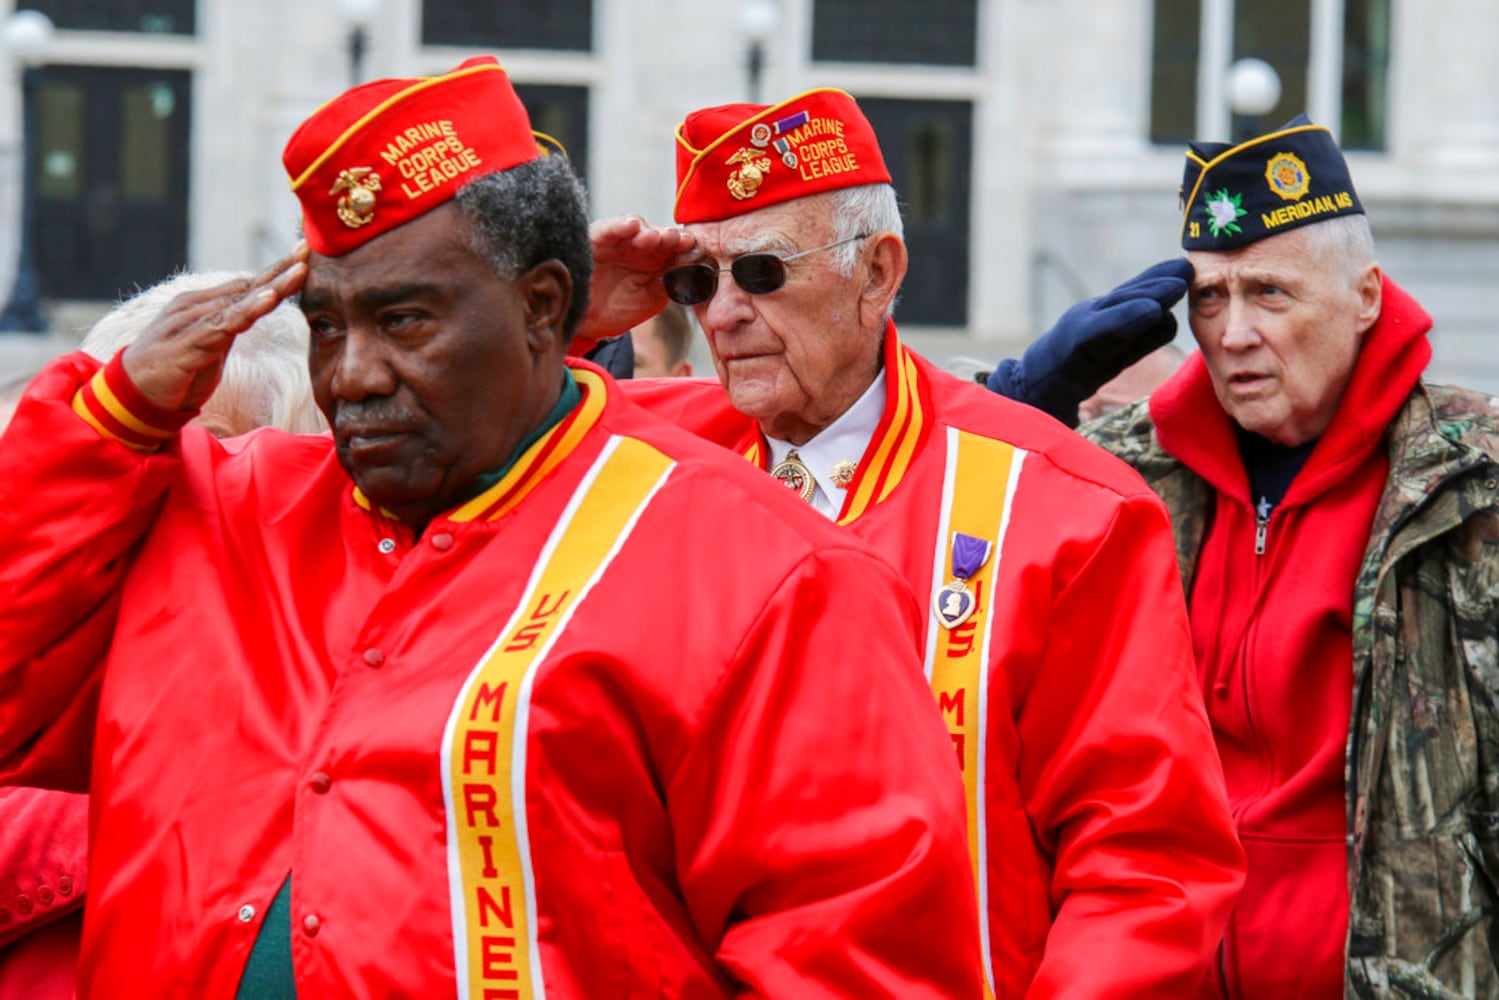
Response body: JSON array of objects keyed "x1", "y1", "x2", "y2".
[
  {"x1": 950, "y1": 532, "x2": 993, "y2": 582},
  {"x1": 773, "y1": 110, "x2": 809, "y2": 135}
]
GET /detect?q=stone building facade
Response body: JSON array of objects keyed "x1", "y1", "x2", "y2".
[{"x1": 1, "y1": 0, "x2": 1495, "y2": 389}]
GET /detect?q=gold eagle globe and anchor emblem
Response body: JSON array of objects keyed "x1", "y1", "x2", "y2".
[
  {"x1": 725, "y1": 147, "x2": 772, "y2": 201},
  {"x1": 770, "y1": 451, "x2": 816, "y2": 503},
  {"x1": 331, "y1": 167, "x2": 382, "y2": 228}
]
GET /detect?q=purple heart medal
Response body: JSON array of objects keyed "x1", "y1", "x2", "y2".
[{"x1": 933, "y1": 531, "x2": 993, "y2": 630}]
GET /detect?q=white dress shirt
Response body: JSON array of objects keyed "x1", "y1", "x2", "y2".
[{"x1": 764, "y1": 369, "x2": 887, "y2": 520}]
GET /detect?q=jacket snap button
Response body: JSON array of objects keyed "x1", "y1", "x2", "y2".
[
  {"x1": 363, "y1": 647, "x2": 385, "y2": 668},
  {"x1": 57, "y1": 875, "x2": 73, "y2": 896},
  {"x1": 310, "y1": 772, "x2": 332, "y2": 794},
  {"x1": 36, "y1": 885, "x2": 53, "y2": 905},
  {"x1": 15, "y1": 896, "x2": 32, "y2": 914},
  {"x1": 238, "y1": 904, "x2": 256, "y2": 922},
  {"x1": 303, "y1": 913, "x2": 321, "y2": 937}
]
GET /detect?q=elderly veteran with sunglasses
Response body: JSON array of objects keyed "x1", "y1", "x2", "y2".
[
  {"x1": 1000, "y1": 117, "x2": 1499, "y2": 998},
  {"x1": 590, "y1": 90, "x2": 1246, "y2": 997},
  {"x1": 0, "y1": 60, "x2": 985, "y2": 998}
]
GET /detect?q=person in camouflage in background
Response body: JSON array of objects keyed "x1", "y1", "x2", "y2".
[{"x1": 1055, "y1": 115, "x2": 1499, "y2": 997}]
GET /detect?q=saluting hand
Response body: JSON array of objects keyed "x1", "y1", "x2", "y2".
[
  {"x1": 121, "y1": 243, "x2": 309, "y2": 413},
  {"x1": 985, "y1": 258, "x2": 1192, "y2": 427},
  {"x1": 579, "y1": 214, "x2": 697, "y2": 342}
]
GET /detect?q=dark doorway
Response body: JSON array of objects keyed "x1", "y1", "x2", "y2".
[
  {"x1": 28, "y1": 65, "x2": 191, "y2": 302},
  {"x1": 859, "y1": 97, "x2": 973, "y2": 326}
]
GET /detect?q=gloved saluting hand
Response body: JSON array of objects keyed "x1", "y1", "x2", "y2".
[{"x1": 984, "y1": 258, "x2": 1193, "y2": 427}]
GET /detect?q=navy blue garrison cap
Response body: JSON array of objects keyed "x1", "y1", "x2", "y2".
[{"x1": 1179, "y1": 114, "x2": 1364, "y2": 251}]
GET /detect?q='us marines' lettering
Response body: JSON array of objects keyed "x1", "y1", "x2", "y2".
[
  {"x1": 938, "y1": 688, "x2": 967, "y2": 767},
  {"x1": 504, "y1": 591, "x2": 571, "y2": 652},
  {"x1": 464, "y1": 729, "x2": 501, "y2": 776},
  {"x1": 945, "y1": 619, "x2": 979, "y2": 658},
  {"x1": 445, "y1": 438, "x2": 672, "y2": 1000},
  {"x1": 477, "y1": 886, "x2": 512, "y2": 928},
  {"x1": 943, "y1": 579, "x2": 984, "y2": 658},
  {"x1": 935, "y1": 577, "x2": 989, "y2": 772},
  {"x1": 938, "y1": 688, "x2": 965, "y2": 726},
  {"x1": 481, "y1": 934, "x2": 521, "y2": 998},
  {"x1": 454, "y1": 673, "x2": 524, "y2": 995}
]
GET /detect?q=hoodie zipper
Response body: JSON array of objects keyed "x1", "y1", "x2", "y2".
[{"x1": 1247, "y1": 503, "x2": 1271, "y2": 560}]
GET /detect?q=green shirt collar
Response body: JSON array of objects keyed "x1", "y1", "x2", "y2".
[{"x1": 471, "y1": 369, "x2": 581, "y2": 493}]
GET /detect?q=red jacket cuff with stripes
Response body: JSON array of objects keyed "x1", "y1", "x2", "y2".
[{"x1": 70, "y1": 350, "x2": 198, "y2": 452}]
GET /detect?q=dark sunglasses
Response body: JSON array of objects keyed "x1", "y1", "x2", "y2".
[{"x1": 661, "y1": 233, "x2": 871, "y2": 306}]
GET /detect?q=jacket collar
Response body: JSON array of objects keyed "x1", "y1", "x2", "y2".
[
  {"x1": 353, "y1": 362, "x2": 610, "y2": 525},
  {"x1": 742, "y1": 320, "x2": 932, "y2": 524}
]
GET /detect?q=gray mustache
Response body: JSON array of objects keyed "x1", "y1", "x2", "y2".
[{"x1": 334, "y1": 401, "x2": 417, "y2": 434}]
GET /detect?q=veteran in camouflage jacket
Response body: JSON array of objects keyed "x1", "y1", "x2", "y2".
[
  {"x1": 987, "y1": 115, "x2": 1499, "y2": 998},
  {"x1": 1086, "y1": 362, "x2": 1499, "y2": 997}
]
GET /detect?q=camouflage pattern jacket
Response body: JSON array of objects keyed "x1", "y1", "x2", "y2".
[{"x1": 1086, "y1": 381, "x2": 1499, "y2": 999}]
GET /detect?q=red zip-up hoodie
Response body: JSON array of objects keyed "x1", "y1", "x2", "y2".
[{"x1": 1151, "y1": 278, "x2": 1432, "y2": 998}]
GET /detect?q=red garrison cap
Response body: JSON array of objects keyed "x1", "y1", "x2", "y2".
[
  {"x1": 673, "y1": 88, "x2": 891, "y2": 224},
  {"x1": 283, "y1": 55, "x2": 545, "y2": 256}
]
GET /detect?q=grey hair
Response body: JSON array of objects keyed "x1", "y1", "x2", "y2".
[
  {"x1": 825, "y1": 183, "x2": 904, "y2": 276},
  {"x1": 452, "y1": 155, "x2": 594, "y2": 340},
  {"x1": 81, "y1": 271, "x2": 325, "y2": 435},
  {"x1": 1299, "y1": 213, "x2": 1377, "y2": 286},
  {"x1": 822, "y1": 183, "x2": 905, "y2": 321}
]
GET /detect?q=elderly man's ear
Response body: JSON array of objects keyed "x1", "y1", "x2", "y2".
[
  {"x1": 1356, "y1": 262, "x2": 1383, "y2": 336},
  {"x1": 859, "y1": 233, "x2": 908, "y2": 329},
  {"x1": 521, "y1": 259, "x2": 574, "y2": 353}
]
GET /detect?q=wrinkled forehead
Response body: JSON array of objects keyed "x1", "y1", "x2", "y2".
[
  {"x1": 1187, "y1": 225, "x2": 1318, "y2": 285},
  {"x1": 684, "y1": 195, "x2": 831, "y2": 261}
]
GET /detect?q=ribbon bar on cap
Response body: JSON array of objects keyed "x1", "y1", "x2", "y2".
[{"x1": 672, "y1": 88, "x2": 893, "y2": 225}]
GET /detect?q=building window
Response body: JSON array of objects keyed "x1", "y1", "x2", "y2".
[
  {"x1": 422, "y1": 0, "x2": 592, "y2": 51},
  {"x1": 1149, "y1": 0, "x2": 1200, "y2": 146},
  {"x1": 35, "y1": 83, "x2": 84, "y2": 200},
  {"x1": 859, "y1": 98, "x2": 973, "y2": 326},
  {"x1": 1149, "y1": 0, "x2": 1390, "y2": 149},
  {"x1": 30, "y1": 66, "x2": 192, "y2": 301},
  {"x1": 512, "y1": 84, "x2": 590, "y2": 195},
  {"x1": 811, "y1": 0, "x2": 978, "y2": 67},
  {"x1": 1340, "y1": 0, "x2": 1390, "y2": 150},
  {"x1": 1229, "y1": 0, "x2": 1309, "y2": 138},
  {"x1": 20, "y1": 0, "x2": 193, "y2": 33}
]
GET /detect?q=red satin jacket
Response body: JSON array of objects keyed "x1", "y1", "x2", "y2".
[
  {"x1": 0, "y1": 352, "x2": 982, "y2": 999},
  {"x1": 627, "y1": 325, "x2": 1247, "y2": 998},
  {"x1": 0, "y1": 787, "x2": 86, "y2": 998}
]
